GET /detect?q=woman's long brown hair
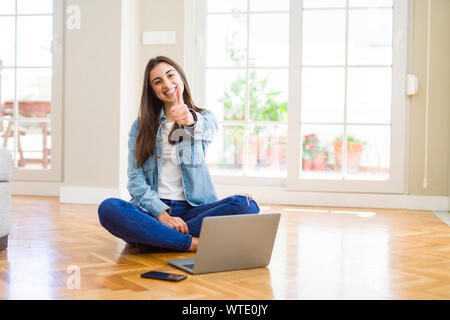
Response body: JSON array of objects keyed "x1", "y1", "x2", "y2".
[{"x1": 134, "y1": 56, "x2": 204, "y2": 168}]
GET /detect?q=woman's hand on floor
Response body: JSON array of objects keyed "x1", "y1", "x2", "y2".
[{"x1": 158, "y1": 211, "x2": 189, "y2": 234}]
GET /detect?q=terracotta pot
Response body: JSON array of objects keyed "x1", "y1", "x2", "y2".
[
  {"x1": 302, "y1": 160, "x2": 313, "y2": 170},
  {"x1": 313, "y1": 152, "x2": 328, "y2": 170},
  {"x1": 333, "y1": 140, "x2": 362, "y2": 172}
]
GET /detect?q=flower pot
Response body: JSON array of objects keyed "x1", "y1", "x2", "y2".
[
  {"x1": 333, "y1": 140, "x2": 363, "y2": 172},
  {"x1": 302, "y1": 160, "x2": 313, "y2": 170},
  {"x1": 313, "y1": 152, "x2": 328, "y2": 171}
]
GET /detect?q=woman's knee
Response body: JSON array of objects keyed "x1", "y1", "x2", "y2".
[
  {"x1": 98, "y1": 198, "x2": 123, "y2": 226},
  {"x1": 230, "y1": 194, "x2": 260, "y2": 214}
]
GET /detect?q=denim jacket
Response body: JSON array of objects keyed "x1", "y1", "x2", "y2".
[{"x1": 127, "y1": 108, "x2": 219, "y2": 219}]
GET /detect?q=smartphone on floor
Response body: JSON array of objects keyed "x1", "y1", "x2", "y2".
[{"x1": 140, "y1": 270, "x2": 187, "y2": 282}]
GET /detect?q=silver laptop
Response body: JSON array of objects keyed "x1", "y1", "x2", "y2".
[{"x1": 168, "y1": 213, "x2": 280, "y2": 274}]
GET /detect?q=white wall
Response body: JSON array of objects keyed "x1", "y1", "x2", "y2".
[
  {"x1": 63, "y1": 0, "x2": 122, "y2": 190},
  {"x1": 60, "y1": 0, "x2": 141, "y2": 203}
]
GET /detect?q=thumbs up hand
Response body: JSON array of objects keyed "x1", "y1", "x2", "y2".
[{"x1": 170, "y1": 87, "x2": 195, "y2": 126}]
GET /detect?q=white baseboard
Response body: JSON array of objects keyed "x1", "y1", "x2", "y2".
[
  {"x1": 57, "y1": 184, "x2": 449, "y2": 211},
  {"x1": 59, "y1": 186, "x2": 130, "y2": 204},
  {"x1": 215, "y1": 185, "x2": 449, "y2": 212}
]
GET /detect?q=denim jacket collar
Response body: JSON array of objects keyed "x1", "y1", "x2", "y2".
[{"x1": 159, "y1": 108, "x2": 166, "y2": 121}]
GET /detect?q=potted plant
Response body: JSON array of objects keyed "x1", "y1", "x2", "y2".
[
  {"x1": 333, "y1": 135, "x2": 364, "y2": 172},
  {"x1": 302, "y1": 133, "x2": 319, "y2": 170}
]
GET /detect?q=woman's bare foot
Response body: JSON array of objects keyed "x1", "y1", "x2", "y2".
[{"x1": 188, "y1": 237, "x2": 199, "y2": 252}]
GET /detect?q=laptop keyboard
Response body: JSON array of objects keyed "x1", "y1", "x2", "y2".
[{"x1": 183, "y1": 264, "x2": 195, "y2": 269}]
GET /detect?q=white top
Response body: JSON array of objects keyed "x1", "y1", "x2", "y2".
[{"x1": 157, "y1": 121, "x2": 186, "y2": 201}]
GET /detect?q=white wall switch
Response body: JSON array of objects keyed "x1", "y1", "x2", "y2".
[{"x1": 142, "y1": 31, "x2": 176, "y2": 45}]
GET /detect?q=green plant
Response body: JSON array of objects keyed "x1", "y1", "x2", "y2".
[
  {"x1": 218, "y1": 70, "x2": 287, "y2": 123},
  {"x1": 218, "y1": 28, "x2": 287, "y2": 124}
]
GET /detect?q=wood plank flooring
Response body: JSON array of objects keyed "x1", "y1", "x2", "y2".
[{"x1": 0, "y1": 196, "x2": 449, "y2": 299}]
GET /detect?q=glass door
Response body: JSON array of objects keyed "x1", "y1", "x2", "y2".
[{"x1": 287, "y1": 0, "x2": 408, "y2": 193}]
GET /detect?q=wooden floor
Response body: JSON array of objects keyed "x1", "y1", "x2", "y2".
[{"x1": 0, "y1": 196, "x2": 449, "y2": 300}]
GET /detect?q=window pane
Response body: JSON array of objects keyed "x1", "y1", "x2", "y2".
[
  {"x1": 17, "y1": 68, "x2": 52, "y2": 118},
  {"x1": 302, "y1": 10, "x2": 346, "y2": 65},
  {"x1": 346, "y1": 125, "x2": 390, "y2": 180},
  {"x1": 303, "y1": 0, "x2": 345, "y2": 9},
  {"x1": 249, "y1": 69, "x2": 288, "y2": 122},
  {"x1": 300, "y1": 124, "x2": 343, "y2": 178},
  {"x1": 206, "y1": 69, "x2": 246, "y2": 121},
  {"x1": 16, "y1": 121, "x2": 51, "y2": 169},
  {"x1": 249, "y1": 14, "x2": 289, "y2": 67},
  {"x1": 207, "y1": 0, "x2": 247, "y2": 12},
  {"x1": 301, "y1": 68, "x2": 345, "y2": 123},
  {"x1": 17, "y1": 0, "x2": 53, "y2": 14},
  {"x1": 349, "y1": 0, "x2": 393, "y2": 7},
  {"x1": 0, "y1": 17, "x2": 15, "y2": 67},
  {"x1": 207, "y1": 14, "x2": 247, "y2": 67},
  {"x1": 348, "y1": 9, "x2": 393, "y2": 65},
  {"x1": 0, "y1": 0, "x2": 15, "y2": 14},
  {"x1": 207, "y1": 125, "x2": 244, "y2": 175},
  {"x1": 347, "y1": 67, "x2": 392, "y2": 124},
  {"x1": 247, "y1": 125, "x2": 287, "y2": 177},
  {"x1": 249, "y1": 0, "x2": 289, "y2": 11},
  {"x1": 0, "y1": 68, "x2": 15, "y2": 118},
  {"x1": 17, "y1": 16, "x2": 53, "y2": 67}
]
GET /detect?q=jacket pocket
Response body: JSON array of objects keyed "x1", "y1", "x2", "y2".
[{"x1": 179, "y1": 141, "x2": 203, "y2": 167}]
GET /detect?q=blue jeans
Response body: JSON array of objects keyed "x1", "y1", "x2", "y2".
[{"x1": 98, "y1": 195, "x2": 260, "y2": 252}]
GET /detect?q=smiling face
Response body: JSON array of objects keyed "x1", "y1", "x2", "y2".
[{"x1": 149, "y1": 62, "x2": 185, "y2": 107}]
